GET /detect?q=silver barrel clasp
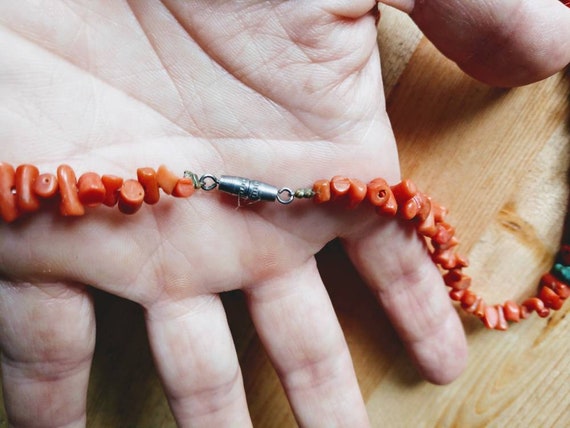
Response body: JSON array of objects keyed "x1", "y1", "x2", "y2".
[
  {"x1": 216, "y1": 175, "x2": 295, "y2": 204},
  {"x1": 218, "y1": 175, "x2": 279, "y2": 202}
]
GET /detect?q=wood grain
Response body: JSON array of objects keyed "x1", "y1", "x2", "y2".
[{"x1": 1, "y1": 6, "x2": 569, "y2": 428}]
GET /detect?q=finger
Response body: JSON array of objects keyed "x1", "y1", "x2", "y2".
[
  {"x1": 244, "y1": 259, "x2": 369, "y2": 427},
  {"x1": 344, "y1": 220, "x2": 468, "y2": 385},
  {"x1": 320, "y1": 0, "x2": 378, "y2": 19},
  {"x1": 384, "y1": 0, "x2": 570, "y2": 86},
  {"x1": 0, "y1": 280, "x2": 95, "y2": 426},
  {"x1": 145, "y1": 294, "x2": 251, "y2": 427}
]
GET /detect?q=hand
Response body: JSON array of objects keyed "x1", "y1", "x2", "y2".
[{"x1": 0, "y1": 1, "x2": 567, "y2": 427}]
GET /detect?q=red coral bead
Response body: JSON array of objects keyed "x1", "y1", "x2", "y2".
[
  {"x1": 503, "y1": 300, "x2": 520, "y2": 322},
  {"x1": 33, "y1": 173, "x2": 58, "y2": 198},
  {"x1": 347, "y1": 178, "x2": 367, "y2": 209},
  {"x1": 391, "y1": 179, "x2": 417, "y2": 205},
  {"x1": 101, "y1": 175, "x2": 123, "y2": 207},
  {"x1": 367, "y1": 178, "x2": 397, "y2": 215},
  {"x1": 433, "y1": 248, "x2": 467, "y2": 270},
  {"x1": 78, "y1": 172, "x2": 106, "y2": 207},
  {"x1": 415, "y1": 193, "x2": 431, "y2": 222},
  {"x1": 57, "y1": 165, "x2": 85, "y2": 216},
  {"x1": 15, "y1": 164, "x2": 40, "y2": 213},
  {"x1": 432, "y1": 201, "x2": 448, "y2": 223},
  {"x1": 443, "y1": 269, "x2": 472, "y2": 290},
  {"x1": 521, "y1": 298, "x2": 550, "y2": 318},
  {"x1": 540, "y1": 272, "x2": 570, "y2": 299},
  {"x1": 0, "y1": 163, "x2": 19, "y2": 222},
  {"x1": 449, "y1": 289, "x2": 465, "y2": 301},
  {"x1": 172, "y1": 178, "x2": 195, "y2": 198},
  {"x1": 118, "y1": 179, "x2": 145, "y2": 215},
  {"x1": 157, "y1": 165, "x2": 179, "y2": 195},
  {"x1": 495, "y1": 305, "x2": 508, "y2": 331},
  {"x1": 474, "y1": 299, "x2": 486, "y2": 318},
  {"x1": 417, "y1": 210, "x2": 437, "y2": 237},
  {"x1": 538, "y1": 286, "x2": 564, "y2": 310},
  {"x1": 313, "y1": 179, "x2": 331, "y2": 204},
  {"x1": 432, "y1": 222, "x2": 455, "y2": 246},
  {"x1": 482, "y1": 305, "x2": 498, "y2": 329},
  {"x1": 330, "y1": 176, "x2": 351, "y2": 199},
  {"x1": 367, "y1": 178, "x2": 390, "y2": 206},
  {"x1": 460, "y1": 290, "x2": 478, "y2": 310},
  {"x1": 137, "y1": 167, "x2": 160, "y2": 205},
  {"x1": 401, "y1": 196, "x2": 420, "y2": 220}
]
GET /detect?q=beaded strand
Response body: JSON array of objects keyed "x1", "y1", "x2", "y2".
[
  {"x1": 0, "y1": 163, "x2": 196, "y2": 220},
  {"x1": 0, "y1": 162, "x2": 568, "y2": 330},
  {"x1": 311, "y1": 176, "x2": 570, "y2": 330}
]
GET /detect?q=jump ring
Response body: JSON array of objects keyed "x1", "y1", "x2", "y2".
[
  {"x1": 200, "y1": 174, "x2": 219, "y2": 191},
  {"x1": 277, "y1": 188, "x2": 294, "y2": 205}
]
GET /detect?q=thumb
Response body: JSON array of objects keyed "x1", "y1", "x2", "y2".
[{"x1": 382, "y1": 0, "x2": 570, "y2": 86}]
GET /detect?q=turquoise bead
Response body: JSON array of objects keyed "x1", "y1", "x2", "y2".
[{"x1": 553, "y1": 263, "x2": 570, "y2": 283}]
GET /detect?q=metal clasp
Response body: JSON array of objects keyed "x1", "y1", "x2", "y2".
[
  {"x1": 217, "y1": 175, "x2": 293, "y2": 204},
  {"x1": 188, "y1": 173, "x2": 296, "y2": 205}
]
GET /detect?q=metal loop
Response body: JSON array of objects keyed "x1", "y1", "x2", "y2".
[
  {"x1": 200, "y1": 174, "x2": 219, "y2": 191},
  {"x1": 277, "y1": 188, "x2": 294, "y2": 205},
  {"x1": 184, "y1": 171, "x2": 201, "y2": 189}
]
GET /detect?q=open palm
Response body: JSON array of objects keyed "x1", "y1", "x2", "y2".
[{"x1": 1, "y1": 0, "x2": 568, "y2": 426}]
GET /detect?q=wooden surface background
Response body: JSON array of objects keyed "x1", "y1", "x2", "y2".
[{"x1": 1, "y1": 6, "x2": 569, "y2": 428}]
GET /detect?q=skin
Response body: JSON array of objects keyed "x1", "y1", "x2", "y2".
[
  {"x1": 383, "y1": 0, "x2": 570, "y2": 85},
  {"x1": 0, "y1": 0, "x2": 568, "y2": 426}
]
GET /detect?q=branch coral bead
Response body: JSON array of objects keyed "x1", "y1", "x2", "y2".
[
  {"x1": 157, "y1": 165, "x2": 179, "y2": 195},
  {"x1": 330, "y1": 176, "x2": 351, "y2": 199},
  {"x1": 118, "y1": 180, "x2": 145, "y2": 215},
  {"x1": 34, "y1": 173, "x2": 58, "y2": 198},
  {"x1": 78, "y1": 172, "x2": 106, "y2": 207},
  {"x1": 0, "y1": 163, "x2": 19, "y2": 222},
  {"x1": 346, "y1": 178, "x2": 367, "y2": 209},
  {"x1": 15, "y1": 165, "x2": 41, "y2": 213},
  {"x1": 101, "y1": 175, "x2": 123, "y2": 207},
  {"x1": 57, "y1": 164, "x2": 85, "y2": 216},
  {"x1": 503, "y1": 301, "x2": 521, "y2": 323},
  {"x1": 312, "y1": 179, "x2": 331, "y2": 204},
  {"x1": 137, "y1": 167, "x2": 160, "y2": 205},
  {"x1": 172, "y1": 178, "x2": 195, "y2": 198},
  {"x1": 366, "y1": 178, "x2": 397, "y2": 215}
]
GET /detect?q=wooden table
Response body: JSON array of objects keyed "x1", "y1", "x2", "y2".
[{"x1": 2, "y1": 6, "x2": 569, "y2": 427}]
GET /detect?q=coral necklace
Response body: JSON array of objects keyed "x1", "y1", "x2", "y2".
[{"x1": 0, "y1": 162, "x2": 568, "y2": 330}]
